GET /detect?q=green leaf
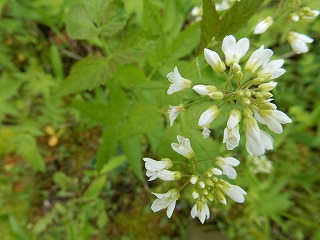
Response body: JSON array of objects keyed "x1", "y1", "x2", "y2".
[
  {"x1": 121, "y1": 135, "x2": 144, "y2": 181},
  {"x1": 8, "y1": 215, "x2": 29, "y2": 240},
  {"x1": 57, "y1": 56, "x2": 114, "y2": 96},
  {"x1": 215, "y1": 0, "x2": 265, "y2": 39},
  {"x1": 100, "y1": 154, "x2": 127, "y2": 173},
  {"x1": 14, "y1": 134, "x2": 45, "y2": 172},
  {"x1": 113, "y1": 31, "x2": 158, "y2": 65},
  {"x1": 65, "y1": 0, "x2": 127, "y2": 40},
  {"x1": 117, "y1": 104, "x2": 160, "y2": 139},
  {"x1": 167, "y1": 22, "x2": 200, "y2": 61},
  {"x1": 83, "y1": 174, "x2": 107, "y2": 199},
  {"x1": 200, "y1": 0, "x2": 220, "y2": 50}
]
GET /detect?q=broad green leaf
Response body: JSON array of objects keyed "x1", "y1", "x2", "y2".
[
  {"x1": 57, "y1": 56, "x2": 114, "y2": 96},
  {"x1": 121, "y1": 135, "x2": 144, "y2": 181},
  {"x1": 83, "y1": 174, "x2": 107, "y2": 199},
  {"x1": 100, "y1": 154, "x2": 127, "y2": 173},
  {"x1": 65, "y1": 0, "x2": 127, "y2": 40},
  {"x1": 113, "y1": 32, "x2": 158, "y2": 65},
  {"x1": 96, "y1": 125, "x2": 119, "y2": 171},
  {"x1": 167, "y1": 22, "x2": 200, "y2": 61},
  {"x1": 14, "y1": 134, "x2": 45, "y2": 172},
  {"x1": 117, "y1": 104, "x2": 160, "y2": 139},
  {"x1": 200, "y1": 0, "x2": 220, "y2": 50},
  {"x1": 215, "y1": 0, "x2": 265, "y2": 39}
]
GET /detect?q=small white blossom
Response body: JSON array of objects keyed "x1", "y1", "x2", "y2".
[
  {"x1": 254, "y1": 109, "x2": 292, "y2": 134},
  {"x1": 253, "y1": 16, "x2": 273, "y2": 35},
  {"x1": 215, "y1": 156, "x2": 240, "y2": 179},
  {"x1": 258, "y1": 59, "x2": 286, "y2": 80},
  {"x1": 168, "y1": 105, "x2": 184, "y2": 126},
  {"x1": 143, "y1": 158, "x2": 172, "y2": 172},
  {"x1": 146, "y1": 169, "x2": 181, "y2": 181},
  {"x1": 249, "y1": 155, "x2": 273, "y2": 174},
  {"x1": 202, "y1": 126, "x2": 211, "y2": 139},
  {"x1": 288, "y1": 32, "x2": 314, "y2": 54},
  {"x1": 222, "y1": 35, "x2": 250, "y2": 66},
  {"x1": 210, "y1": 167, "x2": 223, "y2": 175},
  {"x1": 191, "y1": 200, "x2": 210, "y2": 224},
  {"x1": 221, "y1": 180, "x2": 247, "y2": 203},
  {"x1": 151, "y1": 189, "x2": 180, "y2": 218},
  {"x1": 245, "y1": 45, "x2": 273, "y2": 73},
  {"x1": 167, "y1": 67, "x2": 192, "y2": 94},
  {"x1": 223, "y1": 125, "x2": 240, "y2": 150},
  {"x1": 171, "y1": 135, "x2": 194, "y2": 159},
  {"x1": 198, "y1": 105, "x2": 220, "y2": 127},
  {"x1": 204, "y1": 48, "x2": 226, "y2": 73},
  {"x1": 192, "y1": 84, "x2": 217, "y2": 95}
]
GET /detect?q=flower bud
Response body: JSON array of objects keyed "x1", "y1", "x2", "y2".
[
  {"x1": 252, "y1": 77, "x2": 265, "y2": 85},
  {"x1": 208, "y1": 91, "x2": 224, "y2": 100},
  {"x1": 190, "y1": 175, "x2": 199, "y2": 184},
  {"x1": 258, "y1": 81, "x2": 278, "y2": 92},
  {"x1": 198, "y1": 181, "x2": 205, "y2": 189},
  {"x1": 241, "y1": 97, "x2": 251, "y2": 106},
  {"x1": 243, "y1": 108, "x2": 253, "y2": 118},
  {"x1": 192, "y1": 189, "x2": 199, "y2": 199}
]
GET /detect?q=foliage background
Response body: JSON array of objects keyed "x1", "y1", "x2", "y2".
[{"x1": 0, "y1": 0, "x2": 319, "y2": 239}]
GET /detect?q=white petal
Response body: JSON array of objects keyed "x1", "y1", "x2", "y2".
[
  {"x1": 222, "y1": 157, "x2": 240, "y2": 166},
  {"x1": 221, "y1": 165, "x2": 237, "y2": 179},
  {"x1": 191, "y1": 204, "x2": 197, "y2": 218},
  {"x1": 166, "y1": 200, "x2": 176, "y2": 218},
  {"x1": 271, "y1": 110, "x2": 292, "y2": 124}
]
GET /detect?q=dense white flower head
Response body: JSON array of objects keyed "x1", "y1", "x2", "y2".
[
  {"x1": 222, "y1": 35, "x2": 250, "y2": 66},
  {"x1": 151, "y1": 189, "x2": 180, "y2": 218},
  {"x1": 221, "y1": 180, "x2": 247, "y2": 203},
  {"x1": 171, "y1": 135, "x2": 194, "y2": 159},
  {"x1": 168, "y1": 105, "x2": 184, "y2": 126},
  {"x1": 191, "y1": 200, "x2": 210, "y2": 224},
  {"x1": 167, "y1": 66, "x2": 192, "y2": 94},
  {"x1": 253, "y1": 16, "x2": 273, "y2": 34},
  {"x1": 198, "y1": 105, "x2": 220, "y2": 127},
  {"x1": 249, "y1": 155, "x2": 273, "y2": 174},
  {"x1": 215, "y1": 156, "x2": 240, "y2": 179},
  {"x1": 288, "y1": 32, "x2": 314, "y2": 54}
]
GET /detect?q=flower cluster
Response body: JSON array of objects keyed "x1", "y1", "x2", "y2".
[
  {"x1": 252, "y1": 6, "x2": 318, "y2": 54},
  {"x1": 167, "y1": 35, "x2": 291, "y2": 156},
  {"x1": 248, "y1": 155, "x2": 273, "y2": 174},
  {"x1": 143, "y1": 135, "x2": 246, "y2": 224}
]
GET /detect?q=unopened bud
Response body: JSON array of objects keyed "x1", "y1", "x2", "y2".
[
  {"x1": 241, "y1": 97, "x2": 251, "y2": 106},
  {"x1": 243, "y1": 108, "x2": 253, "y2": 118},
  {"x1": 237, "y1": 90, "x2": 244, "y2": 97},
  {"x1": 206, "y1": 193, "x2": 214, "y2": 201},
  {"x1": 215, "y1": 183, "x2": 222, "y2": 190},
  {"x1": 208, "y1": 91, "x2": 224, "y2": 100},
  {"x1": 260, "y1": 92, "x2": 273, "y2": 99},
  {"x1": 202, "y1": 189, "x2": 208, "y2": 195},
  {"x1": 190, "y1": 175, "x2": 198, "y2": 184},
  {"x1": 198, "y1": 181, "x2": 205, "y2": 189},
  {"x1": 252, "y1": 77, "x2": 265, "y2": 85},
  {"x1": 206, "y1": 179, "x2": 214, "y2": 186},
  {"x1": 245, "y1": 89, "x2": 251, "y2": 97},
  {"x1": 192, "y1": 190, "x2": 199, "y2": 199}
]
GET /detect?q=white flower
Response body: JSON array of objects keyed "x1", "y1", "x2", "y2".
[
  {"x1": 146, "y1": 169, "x2": 181, "y2": 181},
  {"x1": 301, "y1": 9, "x2": 320, "y2": 20},
  {"x1": 143, "y1": 157, "x2": 172, "y2": 172},
  {"x1": 204, "y1": 48, "x2": 226, "y2": 73},
  {"x1": 221, "y1": 180, "x2": 247, "y2": 203},
  {"x1": 245, "y1": 128, "x2": 274, "y2": 156},
  {"x1": 215, "y1": 156, "x2": 240, "y2": 179},
  {"x1": 202, "y1": 126, "x2": 211, "y2": 139},
  {"x1": 222, "y1": 35, "x2": 250, "y2": 66},
  {"x1": 171, "y1": 135, "x2": 194, "y2": 159},
  {"x1": 151, "y1": 189, "x2": 180, "y2": 218},
  {"x1": 258, "y1": 59, "x2": 286, "y2": 80},
  {"x1": 223, "y1": 125, "x2": 240, "y2": 150},
  {"x1": 245, "y1": 45, "x2": 273, "y2": 73},
  {"x1": 210, "y1": 167, "x2": 223, "y2": 175},
  {"x1": 244, "y1": 117, "x2": 273, "y2": 156},
  {"x1": 168, "y1": 105, "x2": 184, "y2": 126},
  {"x1": 167, "y1": 66, "x2": 192, "y2": 94},
  {"x1": 198, "y1": 105, "x2": 220, "y2": 127},
  {"x1": 191, "y1": 201, "x2": 210, "y2": 224},
  {"x1": 254, "y1": 109, "x2": 292, "y2": 134},
  {"x1": 258, "y1": 81, "x2": 278, "y2": 92},
  {"x1": 253, "y1": 16, "x2": 273, "y2": 34},
  {"x1": 227, "y1": 109, "x2": 241, "y2": 128},
  {"x1": 288, "y1": 32, "x2": 314, "y2": 54},
  {"x1": 290, "y1": 14, "x2": 300, "y2": 22},
  {"x1": 192, "y1": 84, "x2": 217, "y2": 95}
]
